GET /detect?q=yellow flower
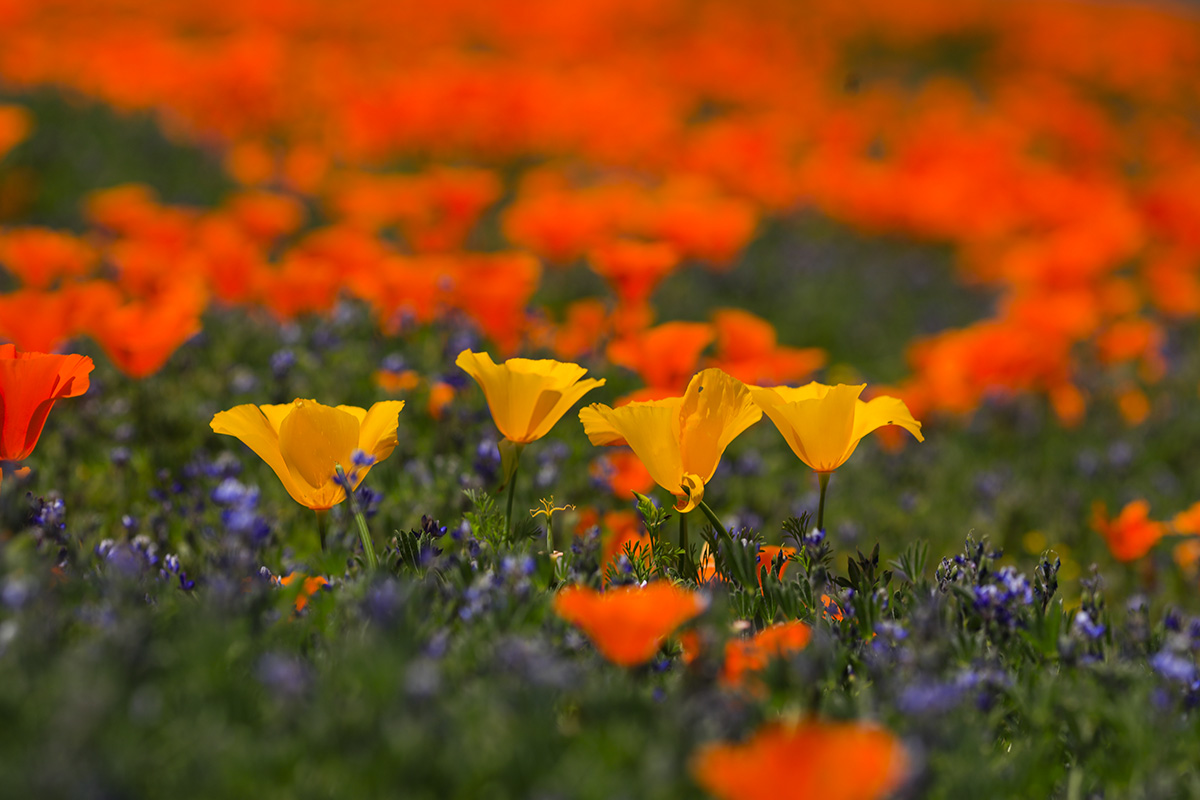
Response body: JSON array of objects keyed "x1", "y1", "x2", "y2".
[
  {"x1": 531, "y1": 497, "x2": 576, "y2": 520},
  {"x1": 210, "y1": 398, "x2": 405, "y2": 510},
  {"x1": 579, "y1": 368, "x2": 760, "y2": 513},
  {"x1": 748, "y1": 382, "x2": 923, "y2": 472},
  {"x1": 457, "y1": 350, "x2": 605, "y2": 443},
  {"x1": 456, "y1": 350, "x2": 605, "y2": 484}
]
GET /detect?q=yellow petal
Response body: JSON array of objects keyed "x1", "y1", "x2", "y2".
[
  {"x1": 277, "y1": 399, "x2": 360, "y2": 493},
  {"x1": 762, "y1": 381, "x2": 829, "y2": 403},
  {"x1": 458, "y1": 350, "x2": 605, "y2": 442},
  {"x1": 677, "y1": 368, "x2": 761, "y2": 482},
  {"x1": 211, "y1": 404, "x2": 311, "y2": 507},
  {"x1": 356, "y1": 400, "x2": 406, "y2": 463},
  {"x1": 851, "y1": 395, "x2": 924, "y2": 447},
  {"x1": 580, "y1": 401, "x2": 683, "y2": 498},
  {"x1": 752, "y1": 384, "x2": 865, "y2": 471},
  {"x1": 526, "y1": 376, "x2": 606, "y2": 441},
  {"x1": 581, "y1": 397, "x2": 682, "y2": 447},
  {"x1": 580, "y1": 405, "x2": 629, "y2": 446},
  {"x1": 259, "y1": 403, "x2": 294, "y2": 432}
]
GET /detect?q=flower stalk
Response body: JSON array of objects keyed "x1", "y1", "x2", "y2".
[
  {"x1": 817, "y1": 472, "x2": 831, "y2": 533},
  {"x1": 336, "y1": 463, "x2": 378, "y2": 570}
]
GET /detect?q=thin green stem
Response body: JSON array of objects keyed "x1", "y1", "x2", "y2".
[
  {"x1": 816, "y1": 472, "x2": 831, "y2": 532},
  {"x1": 505, "y1": 465, "x2": 518, "y2": 539},
  {"x1": 697, "y1": 500, "x2": 729, "y2": 539},
  {"x1": 679, "y1": 509, "x2": 690, "y2": 579},
  {"x1": 337, "y1": 465, "x2": 378, "y2": 571},
  {"x1": 315, "y1": 509, "x2": 329, "y2": 552}
]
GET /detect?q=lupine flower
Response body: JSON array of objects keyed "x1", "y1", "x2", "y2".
[
  {"x1": 691, "y1": 720, "x2": 909, "y2": 800},
  {"x1": 579, "y1": 368, "x2": 760, "y2": 512},
  {"x1": 456, "y1": 349, "x2": 604, "y2": 483},
  {"x1": 0, "y1": 344, "x2": 94, "y2": 485},
  {"x1": 749, "y1": 382, "x2": 923, "y2": 473},
  {"x1": 210, "y1": 398, "x2": 404, "y2": 510},
  {"x1": 554, "y1": 582, "x2": 707, "y2": 667}
]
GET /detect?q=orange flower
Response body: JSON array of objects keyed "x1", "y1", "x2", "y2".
[
  {"x1": 691, "y1": 720, "x2": 909, "y2": 800},
  {"x1": 1172, "y1": 501, "x2": 1200, "y2": 536},
  {"x1": 0, "y1": 227, "x2": 96, "y2": 289},
  {"x1": 0, "y1": 105, "x2": 31, "y2": 159},
  {"x1": 87, "y1": 281, "x2": 207, "y2": 378},
  {"x1": 552, "y1": 298, "x2": 611, "y2": 360},
  {"x1": 589, "y1": 449, "x2": 655, "y2": 499},
  {"x1": 1091, "y1": 499, "x2": 1165, "y2": 562},
  {"x1": 427, "y1": 381, "x2": 456, "y2": 420},
  {"x1": 554, "y1": 583, "x2": 707, "y2": 667},
  {"x1": 710, "y1": 308, "x2": 826, "y2": 386},
  {"x1": 277, "y1": 572, "x2": 330, "y2": 612},
  {"x1": 0, "y1": 344, "x2": 94, "y2": 484},
  {"x1": 720, "y1": 621, "x2": 812, "y2": 689},
  {"x1": 0, "y1": 288, "x2": 78, "y2": 353},
  {"x1": 588, "y1": 239, "x2": 680, "y2": 307},
  {"x1": 755, "y1": 545, "x2": 794, "y2": 587},
  {"x1": 598, "y1": 510, "x2": 652, "y2": 576},
  {"x1": 606, "y1": 321, "x2": 716, "y2": 401}
]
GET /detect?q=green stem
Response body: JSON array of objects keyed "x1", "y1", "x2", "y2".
[
  {"x1": 679, "y1": 510, "x2": 690, "y2": 579},
  {"x1": 337, "y1": 465, "x2": 378, "y2": 571},
  {"x1": 505, "y1": 465, "x2": 518, "y2": 539},
  {"x1": 697, "y1": 500, "x2": 729, "y2": 539},
  {"x1": 816, "y1": 472, "x2": 831, "y2": 532},
  {"x1": 315, "y1": 509, "x2": 328, "y2": 552}
]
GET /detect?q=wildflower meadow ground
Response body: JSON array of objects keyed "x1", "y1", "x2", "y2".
[{"x1": 3, "y1": 1, "x2": 1200, "y2": 798}]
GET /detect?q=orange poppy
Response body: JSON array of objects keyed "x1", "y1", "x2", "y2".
[
  {"x1": 87, "y1": 281, "x2": 207, "y2": 378},
  {"x1": 0, "y1": 344, "x2": 94, "y2": 484},
  {"x1": 552, "y1": 298, "x2": 611, "y2": 360},
  {"x1": 606, "y1": 321, "x2": 716, "y2": 400},
  {"x1": 0, "y1": 105, "x2": 31, "y2": 159},
  {"x1": 755, "y1": 545, "x2": 794, "y2": 587},
  {"x1": 0, "y1": 288, "x2": 78, "y2": 354},
  {"x1": 720, "y1": 621, "x2": 812, "y2": 689},
  {"x1": 0, "y1": 227, "x2": 96, "y2": 289},
  {"x1": 277, "y1": 572, "x2": 330, "y2": 612},
  {"x1": 597, "y1": 510, "x2": 652, "y2": 576},
  {"x1": 1172, "y1": 501, "x2": 1200, "y2": 536},
  {"x1": 590, "y1": 449, "x2": 655, "y2": 500},
  {"x1": 554, "y1": 582, "x2": 707, "y2": 667},
  {"x1": 710, "y1": 308, "x2": 826, "y2": 386},
  {"x1": 1091, "y1": 499, "x2": 1165, "y2": 562},
  {"x1": 691, "y1": 720, "x2": 909, "y2": 800},
  {"x1": 589, "y1": 239, "x2": 680, "y2": 307}
]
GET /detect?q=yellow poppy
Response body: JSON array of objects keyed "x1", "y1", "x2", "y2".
[
  {"x1": 456, "y1": 350, "x2": 605, "y2": 442},
  {"x1": 579, "y1": 368, "x2": 760, "y2": 513},
  {"x1": 749, "y1": 382, "x2": 923, "y2": 473},
  {"x1": 456, "y1": 349, "x2": 605, "y2": 485},
  {"x1": 210, "y1": 398, "x2": 405, "y2": 510}
]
